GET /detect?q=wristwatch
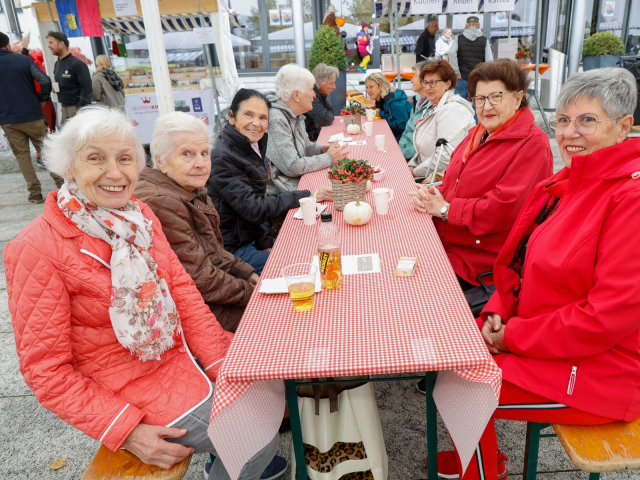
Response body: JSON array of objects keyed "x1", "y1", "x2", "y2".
[{"x1": 440, "y1": 203, "x2": 450, "y2": 222}]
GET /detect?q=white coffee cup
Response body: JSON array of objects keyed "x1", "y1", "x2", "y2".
[
  {"x1": 299, "y1": 197, "x2": 317, "y2": 225},
  {"x1": 366, "y1": 109, "x2": 375, "y2": 122},
  {"x1": 375, "y1": 134, "x2": 385, "y2": 152},
  {"x1": 373, "y1": 188, "x2": 394, "y2": 215},
  {"x1": 363, "y1": 122, "x2": 373, "y2": 137}
]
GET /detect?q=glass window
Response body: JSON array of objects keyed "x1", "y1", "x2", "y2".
[
  {"x1": 626, "y1": 0, "x2": 640, "y2": 54},
  {"x1": 232, "y1": 0, "x2": 264, "y2": 69},
  {"x1": 596, "y1": 0, "x2": 628, "y2": 37}
]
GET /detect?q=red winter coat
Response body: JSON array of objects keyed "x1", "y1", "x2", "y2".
[
  {"x1": 4, "y1": 193, "x2": 230, "y2": 451},
  {"x1": 483, "y1": 138, "x2": 640, "y2": 421},
  {"x1": 433, "y1": 108, "x2": 553, "y2": 285}
]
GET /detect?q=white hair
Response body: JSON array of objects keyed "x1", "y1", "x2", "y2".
[
  {"x1": 150, "y1": 111, "x2": 214, "y2": 166},
  {"x1": 557, "y1": 67, "x2": 638, "y2": 119},
  {"x1": 41, "y1": 105, "x2": 146, "y2": 178},
  {"x1": 275, "y1": 63, "x2": 316, "y2": 102},
  {"x1": 312, "y1": 63, "x2": 339, "y2": 85}
]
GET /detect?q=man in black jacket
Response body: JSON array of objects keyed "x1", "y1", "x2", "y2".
[
  {"x1": 47, "y1": 31, "x2": 92, "y2": 124},
  {"x1": 415, "y1": 18, "x2": 439, "y2": 62},
  {"x1": 0, "y1": 32, "x2": 64, "y2": 203},
  {"x1": 306, "y1": 64, "x2": 338, "y2": 141}
]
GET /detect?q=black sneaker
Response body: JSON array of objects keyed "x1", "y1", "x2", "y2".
[
  {"x1": 416, "y1": 379, "x2": 426, "y2": 394},
  {"x1": 28, "y1": 193, "x2": 44, "y2": 204}
]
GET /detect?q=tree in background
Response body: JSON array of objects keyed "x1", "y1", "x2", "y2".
[{"x1": 309, "y1": 25, "x2": 348, "y2": 71}]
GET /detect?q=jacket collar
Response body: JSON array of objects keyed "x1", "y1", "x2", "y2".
[
  {"x1": 567, "y1": 137, "x2": 640, "y2": 181},
  {"x1": 43, "y1": 191, "x2": 84, "y2": 238},
  {"x1": 221, "y1": 122, "x2": 268, "y2": 159},
  {"x1": 482, "y1": 107, "x2": 535, "y2": 141},
  {"x1": 138, "y1": 167, "x2": 203, "y2": 202}
]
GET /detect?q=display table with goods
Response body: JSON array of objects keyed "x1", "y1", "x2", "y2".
[{"x1": 205, "y1": 118, "x2": 502, "y2": 480}]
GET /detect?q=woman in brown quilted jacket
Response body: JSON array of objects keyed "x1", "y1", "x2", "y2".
[{"x1": 135, "y1": 112, "x2": 259, "y2": 333}]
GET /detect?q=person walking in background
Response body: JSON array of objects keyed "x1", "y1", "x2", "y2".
[
  {"x1": 0, "y1": 31, "x2": 64, "y2": 203},
  {"x1": 47, "y1": 31, "x2": 92, "y2": 124},
  {"x1": 322, "y1": 4, "x2": 340, "y2": 36},
  {"x1": 356, "y1": 22, "x2": 371, "y2": 72},
  {"x1": 415, "y1": 17, "x2": 439, "y2": 62},
  {"x1": 306, "y1": 63, "x2": 338, "y2": 141},
  {"x1": 448, "y1": 16, "x2": 493, "y2": 99},
  {"x1": 92, "y1": 54, "x2": 125, "y2": 111},
  {"x1": 435, "y1": 28, "x2": 454, "y2": 59}
]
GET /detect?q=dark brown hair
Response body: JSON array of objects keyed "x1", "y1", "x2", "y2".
[
  {"x1": 468, "y1": 59, "x2": 530, "y2": 109},
  {"x1": 419, "y1": 60, "x2": 457, "y2": 90}
]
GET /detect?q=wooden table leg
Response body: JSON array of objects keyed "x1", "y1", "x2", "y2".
[
  {"x1": 285, "y1": 379, "x2": 307, "y2": 480},
  {"x1": 425, "y1": 372, "x2": 438, "y2": 480}
]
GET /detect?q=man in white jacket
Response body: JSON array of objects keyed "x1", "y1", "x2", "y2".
[{"x1": 448, "y1": 16, "x2": 493, "y2": 99}]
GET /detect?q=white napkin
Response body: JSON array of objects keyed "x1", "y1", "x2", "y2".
[
  {"x1": 328, "y1": 132, "x2": 344, "y2": 143},
  {"x1": 293, "y1": 203, "x2": 327, "y2": 220},
  {"x1": 258, "y1": 272, "x2": 322, "y2": 294}
]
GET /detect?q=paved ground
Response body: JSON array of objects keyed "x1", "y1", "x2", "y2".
[{"x1": 0, "y1": 132, "x2": 636, "y2": 479}]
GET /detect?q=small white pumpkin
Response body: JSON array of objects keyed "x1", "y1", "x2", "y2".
[
  {"x1": 346, "y1": 123, "x2": 361, "y2": 135},
  {"x1": 343, "y1": 198, "x2": 373, "y2": 226}
]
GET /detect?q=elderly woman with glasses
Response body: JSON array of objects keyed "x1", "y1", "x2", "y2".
[
  {"x1": 429, "y1": 67, "x2": 640, "y2": 480},
  {"x1": 407, "y1": 60, "x2": 475, "y2": 177},
  {"x1": 266, "y1": 63, "x2": 348, "y2": 193},
  {"x1": 305, "y1": 63, "x2": 339, "y2": 141},
  {"x1": 3, "y1": 106, "x2": 283, "y2": 479},
  {"x1": 365, "y1": 72, "x2": 412, "y2": 141},
  {"x1": 398, "y1": 60, "x2": 433, "y2": 160}
]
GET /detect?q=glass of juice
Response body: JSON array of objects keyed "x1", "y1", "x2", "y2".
[{"x1": 282, "y1": 263, "x2": 317, "y2": 312}]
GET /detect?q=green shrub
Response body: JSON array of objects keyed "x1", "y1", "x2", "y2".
[
  {"x1": 308, "y1": 25, "x2": 348, "y2": 71},
  {"x1": 582, "y1": 32, "x2": 624, "y2": 56}
]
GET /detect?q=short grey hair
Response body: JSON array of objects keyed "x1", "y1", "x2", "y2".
[
  {"x1": 557, "y1": 67, "x2": 638, "y2": 119},
  {"x1": 275, "y1": 63, "x2": 316, "y2": 102},
  {"x1": 42, "y1": 105, "x2": 146, "y2": 178},
  {"x1": 427, "y1": 17, "x2": 438, "y2": 27},
  {"x1": 150, "y1": 112, "x2": 214, "y2": 166},
  {"x1": 413, "y1": 59, "x2": 433, "y2": 72},
  {"x1": 312, "y1": 63, "x2": 339, "y2": 85}
]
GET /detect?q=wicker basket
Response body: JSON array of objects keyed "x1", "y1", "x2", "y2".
[
  {"x1": 343, "y1": 115, "x2": 362, "y2": 129},
  {"x1": 331, "y1": 179, "x2": 368, "y2": 211}
]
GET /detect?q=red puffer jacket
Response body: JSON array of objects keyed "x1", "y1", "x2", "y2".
[
  {"x1": 4, "y1": 193, "x2": 230, "y2": 451},
  {"x1": 433, "y1": 108, "x2": 554, "y2": 285},
  {"x1": 483, "y1": 138, "x2": 640, "y2": 421}
]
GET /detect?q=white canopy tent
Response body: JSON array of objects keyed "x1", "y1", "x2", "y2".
[
  {"x1": 126, "y1": 31, "x2": 251, "y2": 50},
  {"x1": 252, "y1": 22, "x2": 391, "y2": 42}
]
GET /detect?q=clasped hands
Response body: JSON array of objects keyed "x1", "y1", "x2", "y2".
[
  {"x1": 408, "y1": 185, "x2": 447, "y2": 218},
  {"x1": 482, "y1": 313, "x2": 509, "y2": 355}
]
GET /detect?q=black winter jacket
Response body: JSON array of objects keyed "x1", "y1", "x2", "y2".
[
  {"x1": 207, "y1": 123, "x2": 310, "y2": 253},
  {"x1": 305, "y1": 84, "x2": 335, "y2": 141}
]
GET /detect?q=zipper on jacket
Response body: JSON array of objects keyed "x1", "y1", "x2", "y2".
[{"x1": 566, "y1": 366, "x2": 577, "y2": 395}]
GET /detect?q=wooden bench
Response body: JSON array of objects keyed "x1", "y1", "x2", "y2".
[{"x1": 82, "y1": 445, "x2": 192, "y2": 480}]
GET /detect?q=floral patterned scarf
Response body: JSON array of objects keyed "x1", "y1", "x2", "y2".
[{"x1": 57, "y1": 182, "x2": 182, "y2": 362}]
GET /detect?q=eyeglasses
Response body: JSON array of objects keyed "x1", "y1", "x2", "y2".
[
  {"x1": 421, "y1": 79, "x2": 446, "y2": 88},
  {"x1": 471, "y1": 90, "x2": 517, "y2": 108},
  {"x1": 549, "y1": 114, "x2": 624, "y2": 136}
]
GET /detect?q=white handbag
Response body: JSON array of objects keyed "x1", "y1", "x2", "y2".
[{"x1": 291, "y1": 380, "x2": 388, "y2": 480}]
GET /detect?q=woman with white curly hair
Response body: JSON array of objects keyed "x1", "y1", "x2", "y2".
[
  {"x1": 4, "y1": 105, "x2": 282, "y2": 480},
  {"x1": 266, "y1": 63, "x2": 347, "y2": 193}
]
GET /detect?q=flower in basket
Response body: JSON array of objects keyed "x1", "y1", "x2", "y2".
[
  {"x1": 515, "y1": 40, "x2": 535, "y2": 60},
  {"x1": 340, "y1": 104, "x2": 367, "y2": 117},
  {"x1": 328, "y1": 158, "x2": 374, "y2": 184}
]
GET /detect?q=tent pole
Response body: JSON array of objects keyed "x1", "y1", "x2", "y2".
[
  {"x1": 292, "y1": 0, "x2": 305, "y2": 66},
  {"x1": 533, "y1": 0, "x2": 549, "y2": 131},
  {"x1": 140, "y1": 0, "x2": 174, "y2": 115},
  {"x1": 395, "y1": 1, "x2": 400, "y2": 89},
  {"x1": 195, "y1": 0, "x2": 222, "y2": 132}
]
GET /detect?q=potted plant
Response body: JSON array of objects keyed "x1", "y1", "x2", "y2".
[
  {"x1": 328, "y1": 158, "x2": 373, "y2": 210},
  {"x1": 582, "y1": 32, "x2": 624, "y2": 71},
  {"x1": 340, "y1": 103, "x2": 366, "y2": 130},
  {"x1": 309, "y1": 24, "x2": 348, "y2": 116},
  {"x1": 515, "y1": 40, "x2": 534, "y2": 65}
]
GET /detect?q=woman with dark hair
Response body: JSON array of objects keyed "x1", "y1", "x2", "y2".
[
  {"x1": 207, "y1": 88, "x2": 331, "y2": 273},
  {"x1": 408, "y1": 59, "x2": 475, "y2": 178},
  {"x1": 410, "y1": 59, "x2": 553, "y2": 400}
]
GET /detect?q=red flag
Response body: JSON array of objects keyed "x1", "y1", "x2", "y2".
[{"x1": 76, "y1": 0, "x2": 103, "y2": 37}]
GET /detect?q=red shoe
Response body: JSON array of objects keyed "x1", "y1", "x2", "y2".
[{"x1": 425, "y1": 450, "x2": 509, "y2": 479}]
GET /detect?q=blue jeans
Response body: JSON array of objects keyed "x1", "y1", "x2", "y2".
[
  {"x1": 454, "y1": 77, "x2": 469, "y2": 99},
  {"x1": 235, "y1": 242, "x2": 270, "y2": 275}
]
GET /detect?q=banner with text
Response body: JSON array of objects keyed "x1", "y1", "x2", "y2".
[
  {"x1": 411, "y1": 0, "x2": 443, "y2": 15},
  {"x1": 447, "y1": 0, "x2": 479, "y2": 13},
  {"x1": 484, "y1": 0, "x2": 516, "y2": 12}
]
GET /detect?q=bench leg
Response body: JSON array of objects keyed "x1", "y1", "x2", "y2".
[
  {"x1": 425, "y1": 372, "x2": 438, "y2": 480},
  {"x1": 589, "y1": 474, "x2": 600, "y2": 480},
  {"x1": 523, "y1": 422, "x2": 542, "y2": 480},
  {"x1": 285, "y1": 379, "x2": 307, "y2": 480}
]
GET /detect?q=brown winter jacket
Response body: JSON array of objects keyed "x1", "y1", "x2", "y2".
[{"x1": 135, "y1": 167, "x2": 255, "y2": 332}]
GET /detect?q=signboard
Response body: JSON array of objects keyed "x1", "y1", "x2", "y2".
[
  {"x1": 269, "y1": 9, "x2": 281, "y2": 26},
  {"x1": 112, "y1": 0, "x2": 138, "y2": 16},
  {"x1": 125, "y1": 90, "x2": 215, "y2": 144},
  {"x1": 447, "y1": 0, "x2": 479, "y2": 13},
  {"x1": 194, "y1": 27, "x2": 217, "y2": 44},
  {"x1": 410, "y1": 0, "x2": 443, "y2": 15},
  {"x1": 484, "y1": 0, "x2": 516, "y2": 12},
  {"x1": 281, "y1": 9, "x2": 293, "y2": 26}
]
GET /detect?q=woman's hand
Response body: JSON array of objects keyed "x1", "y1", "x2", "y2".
[
  {"x1": 407, "y1": 186, "x2": 448, "y2": 216},
  {"x1": 327, "y1": 143, "x2": 349, "y2": 162},
  {"x1": 314, "y1": 185, "x2": 333, "y2": 202},
  {"x1": 248, "y1": 273, "x2": 260, "y2": 285},
  {"x1": 121, "y1": 424, "x2": 193, "y2": 469},
  {"x1": 481, "y1": 313, "x2": 509, "y2": 355}
]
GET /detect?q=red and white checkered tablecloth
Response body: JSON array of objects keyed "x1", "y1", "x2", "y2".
[{"x1": 208, "y1": 119, "x2": 502, "y2": 479}]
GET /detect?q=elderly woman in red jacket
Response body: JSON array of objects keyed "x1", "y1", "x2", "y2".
[
  {"x1": 438, "y1": 69, "x2": 640, "y2": 480},
  {"x1": 3, "y1": 106, "x2": 282, "y2": 479}
]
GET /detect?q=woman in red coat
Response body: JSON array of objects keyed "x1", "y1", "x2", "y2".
[
  {"x1": 445, "y1": 68, "x2": 640, "y2": 480},
  {"x1": 4, "y1": 106, "x2": 283, "y2": 479},
  {"x1": 410, "y1": 59, "x2": 553, "y2": 293}
]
